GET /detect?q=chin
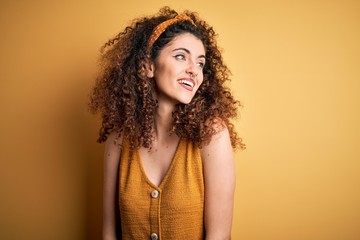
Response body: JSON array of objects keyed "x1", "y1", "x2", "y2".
[
  {"x1": 178, "y1": 97, "x2": 194, "y2": 105},
  {"x1": 175, "y1": 92, "x2": 197, "y2": 105}
]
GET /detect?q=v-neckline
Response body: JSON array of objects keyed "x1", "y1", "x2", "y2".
[{"x1": 136, "y1": 138, "x2": 183, "y2": 189}]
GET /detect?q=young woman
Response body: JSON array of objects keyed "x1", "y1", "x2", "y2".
[{"x1": 89, "y1": 6, "x2": 245, "y2": 240}]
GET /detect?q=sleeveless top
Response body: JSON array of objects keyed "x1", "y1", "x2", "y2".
[{"x1": 118, "y1": 138, "x2": 205, "y2": 239}]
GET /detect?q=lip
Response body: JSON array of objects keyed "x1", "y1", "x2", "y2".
[{"x1": 177, "y1": 78, "x2": 196, "y2": 91}]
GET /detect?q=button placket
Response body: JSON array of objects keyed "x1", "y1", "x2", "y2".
[{"x1": 150, "y1": 188, "x2": 161, "y2": 240}]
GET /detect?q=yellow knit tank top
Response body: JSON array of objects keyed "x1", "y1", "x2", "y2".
[{"x1": 118, "y1": 138, "x2": 205, "y2": 239}]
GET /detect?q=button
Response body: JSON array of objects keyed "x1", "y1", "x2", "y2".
[
  {"x1": 151, "y1": 233, "x2": 158, "y2": 240},
  {"x1": 151, "y1": 190, "x2": 159, "y2": 199}
]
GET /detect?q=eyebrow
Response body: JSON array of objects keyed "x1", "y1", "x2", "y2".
[{"x1": 172, "y1": 47, "x2": 206, "y2": 59}]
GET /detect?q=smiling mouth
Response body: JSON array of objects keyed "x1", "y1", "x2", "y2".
[{"x1": 178, "y1": 79, "x2": 195, "y2": 88}]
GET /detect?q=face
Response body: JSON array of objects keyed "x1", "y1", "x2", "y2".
[{"x1": 146, "y1": 33, "x2": 206, "y2": 105}]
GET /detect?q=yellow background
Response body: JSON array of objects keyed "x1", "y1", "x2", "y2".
[{"x1": 1, "y1": 0, "x2": 359, "y2": 239}]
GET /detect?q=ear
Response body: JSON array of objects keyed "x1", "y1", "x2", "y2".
[{"x1": 144, "y1": 58, "x2": 155, "y2": 78}]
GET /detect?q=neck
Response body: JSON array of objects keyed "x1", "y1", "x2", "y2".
[{"x1": 153, "y1": 101, "x2": 175, "y2": 141}]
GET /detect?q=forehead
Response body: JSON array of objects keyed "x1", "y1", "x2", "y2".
[{"x1": 163, "y1": 33, "x2": 205, "y2": 54}]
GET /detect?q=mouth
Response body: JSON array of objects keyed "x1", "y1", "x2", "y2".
[{"x1": 178, "y1": 78, "x2": 195, "y2": 91}]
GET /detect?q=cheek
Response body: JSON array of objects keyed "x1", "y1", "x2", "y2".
[{"x1": 198, "y1": 74, "x2": 204, "y2": 86}]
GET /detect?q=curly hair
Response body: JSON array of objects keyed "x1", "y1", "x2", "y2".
[{"x1": 89, "y1": 6, "x2": 245, "y2": 152}]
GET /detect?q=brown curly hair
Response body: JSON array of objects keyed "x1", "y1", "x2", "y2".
[{"x1": 89, "y1": 6, "x2": 245, "y2": 152}]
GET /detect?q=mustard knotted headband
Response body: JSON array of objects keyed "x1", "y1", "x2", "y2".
[{"x1": 147, "y1": 14, "x2": 195, "y2": 54}]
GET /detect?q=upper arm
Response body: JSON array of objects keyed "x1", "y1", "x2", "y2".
[
  {"x1": 103, "y1": 131, "x2": 122, "y2": 195},
  {"x1": 201, "y1": 126, "x2": 235, "y2": 240},
  {"x1": 103, "y1": 131, "x2": 122, "y2": 240}
]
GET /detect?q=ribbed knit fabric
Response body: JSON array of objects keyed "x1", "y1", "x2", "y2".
[{"x1": 118, "y1": 138, "x2": 205, "y2": 239}]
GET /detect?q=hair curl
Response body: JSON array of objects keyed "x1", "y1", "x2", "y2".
[{"x1": 89, "y1": 6, "x2": 245, "y2": 152}]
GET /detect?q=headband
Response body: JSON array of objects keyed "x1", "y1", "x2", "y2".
[{"x1": 147, "y1": 14, "x2": 195, "y2": 54}]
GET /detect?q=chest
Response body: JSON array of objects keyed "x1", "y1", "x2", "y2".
[
  {"x1": 118, "y1": 140, "x2": 205, "y2": 239},
  {"x1": 139, "y1": 137, "x2": 180, "y2": 186}
]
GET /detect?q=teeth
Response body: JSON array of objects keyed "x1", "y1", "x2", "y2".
[{"x1": 178, "y1": 79, "x2": 194, "y2": 88}]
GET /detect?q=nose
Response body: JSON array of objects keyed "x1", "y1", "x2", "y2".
[{"x1": 185, "y1": 60, "x2": 198, "y2": 78}]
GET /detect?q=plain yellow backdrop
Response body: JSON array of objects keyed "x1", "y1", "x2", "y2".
[{"x1": 1, "y1": 0, "x2": 359, "y2": 239}]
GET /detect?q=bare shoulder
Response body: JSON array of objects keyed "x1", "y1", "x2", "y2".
[
  {"x1": 200, "y1": 122, "x2": 235, "y2": 182},
  {"x1": 104, "y1": 131, "x2": 123, "y2": 157},
  {"x1": 200, "y1": 122, "x2": 233, "y2": 160}
]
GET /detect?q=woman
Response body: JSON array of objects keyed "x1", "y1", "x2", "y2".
[{"x1": 89, "y1": 6, "x2": 245, "y2": 240}]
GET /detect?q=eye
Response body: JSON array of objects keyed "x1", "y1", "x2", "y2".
[
  {"x1": 174, "y1": 54, "x2": 185, "y2": 60},
  {"x1": 197, "y1": 62, "x2": 205, "y2": 68}
]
